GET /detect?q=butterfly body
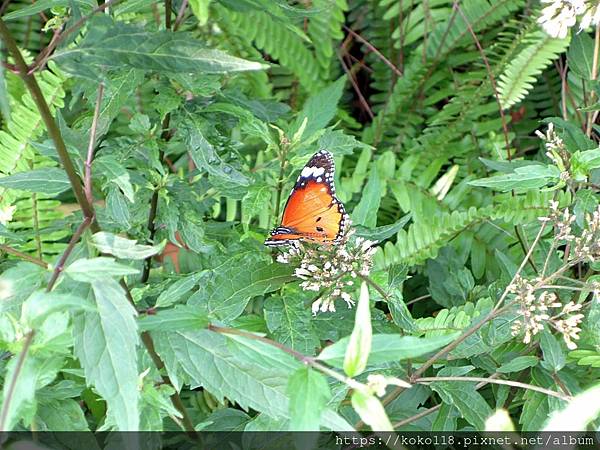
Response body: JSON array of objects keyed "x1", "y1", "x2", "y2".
[{"x1": 265, "y1": 150, "x2": 349, "y2": 247}]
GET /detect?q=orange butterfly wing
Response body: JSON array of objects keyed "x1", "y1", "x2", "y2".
[{"x1": 265, "y1": 150, "x2": 349, "y2": 246}]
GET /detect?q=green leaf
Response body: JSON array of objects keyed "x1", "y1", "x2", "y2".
[
  {"x1": 189, "y1": 255, "x2": 293, "y2": 322},
  {"x1": 72, "y1": 278, "x2": 139, "y2": 430},
  {"x1": 497, "y1": 356, "x2": 539, "y2": 373},
  {"x1": 52, "y1": 16, "x2": 267, "y2": 78},
  {"x1": 351, "y1": 168, "x2": 383, "y2": 228},
  {"x1": 155, "y1": 272, "x2": 204, "y2": 308},
  {"x1": 242, "y1": 184, "x2": 271, "y2": 227},
  {"x1": 187, "y1": 128, "x2": 250, "y2": 187},
  {"x1": 519, "y1": 390, "x2": 548, "y2": 431},
  {"x1": 469, "y1": 165, "x2": 560, "y2": 191},
  {"x1": 343, "y1": 282, "x2": 372, "y2": 377},
  {"x1": 291, "y1": 77, "x2": 345, "y2": 141},
  {"x1": 65, "y1": 257, "x2": 139, "y2": 282},
  {"x1": 568, "y1": 32, "x2": 595, "y2": 80},
  {"x1": 498, "y1": 31, "x2": 570, "y2": 109},
  {"x1": 0, "y1": 168, "x2": 70, "y2": 195},
  {"x1": 21, "y1": 290, "x2": 94, "y2": 327},
  {"x1": 152, "y1": 329, "x2": 353, "y2": 431},
  {"x1": 264, "y1": 295, "x2": 319, "y2": 355},
  {"x1": 287, "y1": 367, "x2": 330, "y2": 431},
  {"x1": 94, "y1": 157, "x2": 135, "y2": 202},
  {"x1": 543, "y1": 384, "x2": 600, "y2": 430},
  {"x1": 91, "y1": 232, "x2": 164, "y2": 260},
  {"x1": 351, "y1": 390, "x2": 394, "y2": 432},
  {"x1": 430, "y1": 380, "x2": 492, "y2": 429},
  {"x1": 318, "y1": 332, "x2": 459, "y2": 368},
  {"x1": 2, "y1": 0, "x2": 94, "y2": 20},
  {"x1": 540, "y1": 330, "x2": 566, "y2": 373},
  {"x1": 0, "y1": 351, "x2": 41, "y2": 431},
  {"x1": 189, "y1": 0, "x2": 212, "y2": 25},
  {"x1": 106, "y1": 187, "x2": 131, "y2": 228},
  {"x1": 138, "y1": 305, "x2": 209, "y2": 332},
  {"x1": 354, "y1": 214, "x2": 411, "y2": 242}
]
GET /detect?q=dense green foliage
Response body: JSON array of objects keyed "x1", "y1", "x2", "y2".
[{"x1": 0, "y1": 0, "x2": 599, "y2": 439}]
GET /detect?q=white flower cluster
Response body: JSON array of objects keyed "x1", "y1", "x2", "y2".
[
  {"x1": 538, "y1": 0, "x2": 600, "y2": 39},
  {"x1": 275, "y1": 232, "x2": 378, "y2": 314},
  {"x1": 509, "y1": 275, "x2": 585, "y2": 349},
  {"x1": 540, "y1": 201, "x2": 600, "y2": 262}
]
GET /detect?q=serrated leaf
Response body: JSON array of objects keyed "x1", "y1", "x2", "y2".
[
  {"x1": 91, "y1": 232, "x2": 164, "y2": 260},
  {"x1": 152, "y1": 329, "x2": 353, "y2": 431},
  {"x1": 287, "y1": 367, "x2": 330, "y2": 431},
  {"x1": 52, "y1": 16, "x2": 267, "y2": 79},
  {"x1": 291, "y1": 77, "x2": 345, "y2": 141},
  {"x1": 65, "y1": 257, "x2": 139, "y2": 282},
  {"x1": 264, "y1": 295, "x2": 319, "y2": 355},
  {"x1": 540, "y1": 330, "x2": 566, "y2": 373},
  {"x1": 3, "y1": 0, "x2": 94, "y2": 20},
  {"x1": 189, "y1": 255, "x2": 293, "y2": 322},
  {"x1": 430, "y1": 380, "x2": 492, "y2": 429},
  {"x1": 73, "y1": 278, "x2": 139, "y2": 430},
  {"x1": 138, "y1": 305, "x2": 209, "y2": 332},
  {"x1": 0, "y1": 168, "x2": 70, "y2": 195},
  {"x1": 187, "y1": 128, "x2": 249, "y2": 187},
  {"x1": 155, "y1": 272, "x2": 204, "y2": 308},
  {"x1": 469, "y1": 165, "x2": 560, "y2": 191},
  {"x1": 497, "y1": 356, "x2": 539, "y2": 373},
  {"x1": 21, "y1": 290, "x2": 94, "y2": 327}
]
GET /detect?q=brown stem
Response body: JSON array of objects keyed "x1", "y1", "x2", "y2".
[
  {"x1": 454, "y1": 1, "x2": 510, "y2": 159},
  {"x1": 84, "y1": 83, "x2": 105, "y2": 205},
  {"x1": 343, "y1": 25, "x2": 402, "y2": 76},
  {"x1": 173, "y1": 0, "x2": 188, "y2": 31},
  {"x1": 164, "y1": 0, "x2": 172, "y2": 29},
  {"x1": 46, "y1": 217, "x2": 92, "y2": 292},
  {"x1": 0, "y1": 244, "x2": 48, "y2": 268},
  {"x1": 141, "y1": 332, "x2": 198, "y2": 438},
  {"x1": 0, "y1": 331, "x2": 34, "y2": 431},
  {"x1": 0, "y1": 19, "x2": 98, "y2": 228},
  {"x1": 415, "y1": 376, "x2": 570, "y2": 400},
  {"x1": 141, "y1": 114, "x2": 171, "y2": 283},
  {"x1": 29, "y1": 0, "x2": 123, "y2": 73}
]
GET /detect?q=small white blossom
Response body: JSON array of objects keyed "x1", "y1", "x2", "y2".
[
  {"x1": 538, "y1": 0, "x2": 585, "y2": 38},
  {"x1": 274, "y1": 230, "x2": 378, "y2": 314}
]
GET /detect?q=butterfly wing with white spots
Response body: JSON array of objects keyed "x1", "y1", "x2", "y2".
[{"x1": 265, "y1": 150, "x2": 349, "y2": 247}]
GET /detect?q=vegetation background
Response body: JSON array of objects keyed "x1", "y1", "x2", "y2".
[{"x1": 0, "y1": 0, "x2": 599, "y2": 440}]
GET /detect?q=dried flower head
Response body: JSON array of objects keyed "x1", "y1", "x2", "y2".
[{"x1": 275, "y1": 230, "x2": 378, "y2": 314}]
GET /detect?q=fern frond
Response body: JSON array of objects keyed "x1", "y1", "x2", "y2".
[
  {"x1": 498, "y1": 30, "x2": 570, "y2": 109},
  {"x1": 377, "y1": 190, "x2": 571, "y2": 267}
]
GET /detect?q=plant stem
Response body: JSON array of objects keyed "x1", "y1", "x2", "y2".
[
  {"x1": 0, "y1": 19, "x2": 98, "y2": 228},
  {"x1": 141, "y1": 115, "x2": 172, "y2": 283},
  {"x1": 173, "y1": 0, "x2": 189, "y2": 31},
  {"x1": 454, "y1": 1, "x2": 510, "y2": 159},
  {"x1": 208, "y1": 325, "x2": 368, "y2": 392},
  {"x1": 0, "y1": 21, "x2": 197, "y2": 435},
  {"x1": 0, "y1": 244, "x2": 48, "y2": 268},
  {"x1": 415, "y1": 376, "x2": 570, "y2": 401},
  {"x1": 29, "y1": 0, "x2": 123, "y2": 73},
  {"x1": 359, "y1": 274, "x2": 389, "y2": 300},
  {"x1": 84, "y1": 83, "x2": 105, "y2": 205},
  {"x1": 0, "y1": 331, "x2": 34, "y2": 431},
  {"x1": 46, "y1": 217, "x2": 91, "y2": 292}
]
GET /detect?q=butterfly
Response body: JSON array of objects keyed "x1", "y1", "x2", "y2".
[{"x1": 265, "y1": 150, "x2": 349, "y2": 247}]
